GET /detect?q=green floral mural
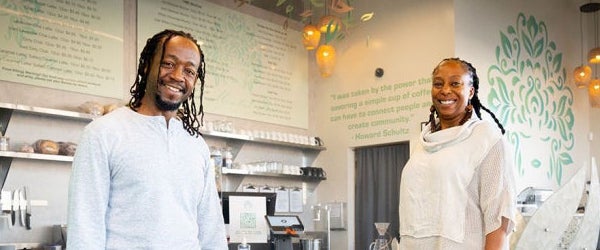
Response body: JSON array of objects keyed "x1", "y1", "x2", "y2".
[{"x1": 487, "y1": 13, "x2": 575, "y2": 185}]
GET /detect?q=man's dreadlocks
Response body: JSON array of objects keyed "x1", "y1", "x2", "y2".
[{"x1": 129, "y1": 29, "x2": 205, "y2": 137}]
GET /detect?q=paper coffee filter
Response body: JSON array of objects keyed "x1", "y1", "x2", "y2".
[{"x1": 374, "y1": 222, "x2": 390, "y2": 236}]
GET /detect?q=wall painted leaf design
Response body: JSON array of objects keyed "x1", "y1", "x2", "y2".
[{"x1": 487, "y1": 13, "x2": 575, "y2": 185}]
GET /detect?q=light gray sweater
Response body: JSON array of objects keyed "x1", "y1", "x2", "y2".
[{"x1": 67, "y1": 107, "x2": 227, "y2": 250}]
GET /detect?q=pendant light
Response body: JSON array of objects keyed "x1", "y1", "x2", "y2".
[
  {"x1": 574, "y1": 66, "x2": 592, "y2": 85},
  {"x1": 318, "y1": 0, "x2": 342, "y2": 33},
  {"x1": 574, "y1": 9, "x2": 592, "y2": 87},
  {"x1": 585, "y1": 2, "x2": 600, "y2": 63},
  {"x1": 590, "y1": 56, "x2": 600, "y2": 107},
  {"x1": 315, "y1": 0, "x2": 339, "y2": 77},
  {"x1": 588, "y1": 77, "x2": 600, "y2": 107},
  {"x1": 316, "y1": 44, "x2": 336, "y2": 77},
  {"x1": 302, "y1": 24, "x2": 321, "y2": 50},
  {"x1": 318, "y1": 15, "x2": 342, "y2": 33},
  {"x1": 581, "y1": 2, "x2": 600, "y2": 108},
  {"x1": 302, "y1": 0, "x2": 320, "y2": 50},
  {"x1": 590, "y1": 47, "x2": 600, "y2": 63}
]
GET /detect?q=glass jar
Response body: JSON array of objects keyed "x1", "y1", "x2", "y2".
[{"x1": 0, "y1": 136, "x2": 9, "y2": 151}]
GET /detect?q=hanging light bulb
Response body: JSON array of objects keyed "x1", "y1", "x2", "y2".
[
  {"x1": 574, "y1": 10, "x2": 591, "y2": 86},
  {"x1": 301, "y1": 0, "x2": 320, "y2": 50},
  {"x1": 589, "y1": 47, "x2": 600, "y2": 64},
  {"x1": 318, "y1": 15, "x2": 342, "y2": 33},
  {"x1": 316, "y1": 44, "x2": 336, "y2": 77},
  {"x1": 302, "y1": 24, "x2": 321, "y2": 50},
  {"x1": 590, "y1": 57, "x2": 600, "y2": 107},
  {"x1": 574, "y1": 65, "x2": 592, "y2": 87},
  {"x1": 588, "y1": 78, "x2": 600, "y2": 107},
  {"x1": 318, "y1": 0, "x2": 342, "y2": 33},
  {"x1": 586, "y1": 3, "x2": 600, "y2": 63},
  {"x1": 574, "y1": 5, "x2": 594, "y2": 87},
  {"x1": 590, "y1": 78, "x2": 600, "y2": 91}
]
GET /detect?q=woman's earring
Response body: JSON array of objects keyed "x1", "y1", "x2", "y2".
[
  {"x1": 429, "y1": 105, "x2": 437, "y2": 132},
  {"x1": 466, "y1": 99, "x2": 473, "y2": 113},
  {"x1": 459, "y1": 100, "x2": 474, "y2": 125},
  {"x1": 466, "y1": 104, "x2": 473, "y2": 113}
]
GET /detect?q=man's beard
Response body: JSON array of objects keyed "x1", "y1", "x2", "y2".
[{"x1": 155, "y1": 94, "x2": 181, "y2": 111}]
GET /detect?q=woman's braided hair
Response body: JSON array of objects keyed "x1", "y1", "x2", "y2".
[
  {"x1": 128, "y1": 29, "x2": 205, "y2": 137},
  {"x1": 430, "y1": 58, "x2": 505, "y2": 134}
]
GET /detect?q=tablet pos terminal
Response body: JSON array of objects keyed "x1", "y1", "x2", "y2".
[{"x1": 265, "y1": 215, "x2": 304, "y2": 250}]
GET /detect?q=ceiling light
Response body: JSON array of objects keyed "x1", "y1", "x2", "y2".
[
  {"x1": 574, "y1": 65, "x2": 592, "y2": 87},
  {"x1": 318, "y1": 15, "x2": 342, "y2": 34},
  {"x1": 588, "y1": 78, "x2": 600, "y2": 108},
  {"x1": 302, "y1": 24, "x2": 321, "y2": 50},
  {"x1": 583, "y1": 2, "x2": 600, "y2": 64},
  {"x1": 589, "y1": 47, "x2": 600, "y2": 64},
  {"x1": 316, "y1": 44, "x2": 336, "y2": 77}
]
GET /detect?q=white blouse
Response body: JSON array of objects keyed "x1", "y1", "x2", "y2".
[{"x1": 399, "y1": 119, "x2": 516, "y2": 249}]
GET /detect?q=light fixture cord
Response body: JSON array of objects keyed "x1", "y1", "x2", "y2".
[
  {"x1": 590, "y1": 0, "x2": 599, "y2": 47},
  {"x1": 594, "y1": 10, "x2": 598, "y2": 78},
  {"x1": 308, "y1": 0, "x2": 312, "y2": 24},
  {"x1": 580, "y1": 11, "x2": 584, "y2": 64},
  {"x1": 594, "y1": 10, "x2": 598, "y2": 46}
]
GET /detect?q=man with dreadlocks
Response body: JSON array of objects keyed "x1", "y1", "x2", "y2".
[
  {"x1": 398, "y1": 58, "x2": 516, "y2": 249},
  {"x1": 67, "y1": 29, "x2": 227, "y2": 249}
]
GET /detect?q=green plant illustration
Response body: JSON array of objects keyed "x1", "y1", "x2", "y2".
[{"x1": 487, "y1": 13, "x2": 574, "y2": 185}]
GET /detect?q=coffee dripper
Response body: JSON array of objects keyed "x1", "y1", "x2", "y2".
[{"x1": 368, "y1": 222, "x2": 391, "y2": 250}]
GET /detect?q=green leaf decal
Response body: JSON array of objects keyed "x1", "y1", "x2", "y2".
[
  {"x1": 533, "y1": 38, "x2": 544, "y2": 57},
  {"x1": 508, "y1": 26, "x2": 516, "y2": 35},
  {"x1": 501, "y1": 32, "x2": 512, "y2": 58},
  {"x1": 552, "y1": 53, "x2": 562, "y2": 73},
  {"x1": 522, "y1": 31, "x2": 534, "y2": 56},
  {"x1": 486, "y1": 13, "x2": 575, "y2": 186}
]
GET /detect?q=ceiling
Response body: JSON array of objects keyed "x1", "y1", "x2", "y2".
[{"x1": 247, "y1": 1, "x2": 599, "y2": 24}]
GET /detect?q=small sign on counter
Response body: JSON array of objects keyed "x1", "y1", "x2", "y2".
[{"x1": 228, "y1": 196, "x2": 268, "y2": 243}]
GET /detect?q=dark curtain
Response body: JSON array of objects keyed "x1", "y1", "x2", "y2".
[{"x1": 354, "y1": 142, "x2": 409, "y2": 250}]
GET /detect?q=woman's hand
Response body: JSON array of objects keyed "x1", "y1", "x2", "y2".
[{"x1": 485, "y1": 217, "x2": 510, "y2": 250}]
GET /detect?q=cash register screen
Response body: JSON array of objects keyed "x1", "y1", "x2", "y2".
[
  {"x1": 266, "y1": 215, "x2": 301, "y2": 227},
  {"x1": 265, "y1": 215, "x2": 304, "y2": 235}
]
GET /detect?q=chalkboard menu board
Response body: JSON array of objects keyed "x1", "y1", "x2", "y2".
[
  {"x1": 138, "y1": 0, "x2": 309, "y2": 128},
  {"x1": 0, "y1": 0, "x2": 124, "y2": 98}
]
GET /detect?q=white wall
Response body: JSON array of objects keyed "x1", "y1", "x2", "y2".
[
  {"x1": 311, "y1": 0, "x2": 595, "y2": 248},
  {"x1": 311, "y1": 0, "x2": 454, "y2": 248},
  {"x1": 0, "y1": 1, "x2": 135, "y2": 244},
  {"x1": 455, "y1": 0, "x2": 590, "y2": 192},
  {"x1": 1, "y1": 0, "x2": 597, "y2": 248},
  {"x1": 0, "y1": 0, "x2": 322, "y2": 245}
]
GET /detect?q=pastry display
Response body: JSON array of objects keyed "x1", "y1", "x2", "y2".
[
  {"x1": 19, "y1": 144, "x2": 35, "y2": 153},
  {"x1": 79, "y1": 101, "x2": 104, "y2": 116},
  {"x1": 58, "y1": 141, "x2": 78, "y2": 156},
  {"x1": 33, "y1": 139, "x2": 60, "y2": 155}
]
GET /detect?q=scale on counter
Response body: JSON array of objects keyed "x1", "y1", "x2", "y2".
[{"x1": 265, "y1": 215, "x2": 304, "y2": 250}]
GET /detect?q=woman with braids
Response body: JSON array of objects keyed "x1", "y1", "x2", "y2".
[
  {"x1": 67, "y1": 29, "x2": 227, "y2": 249},
  {"x1": 399, "y1": 58, "x2": 516, "y2": 249}
]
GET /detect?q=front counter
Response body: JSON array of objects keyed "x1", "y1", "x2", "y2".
[{"x1": 228, "y1": 243, "x2": 302, "y2": 250}]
